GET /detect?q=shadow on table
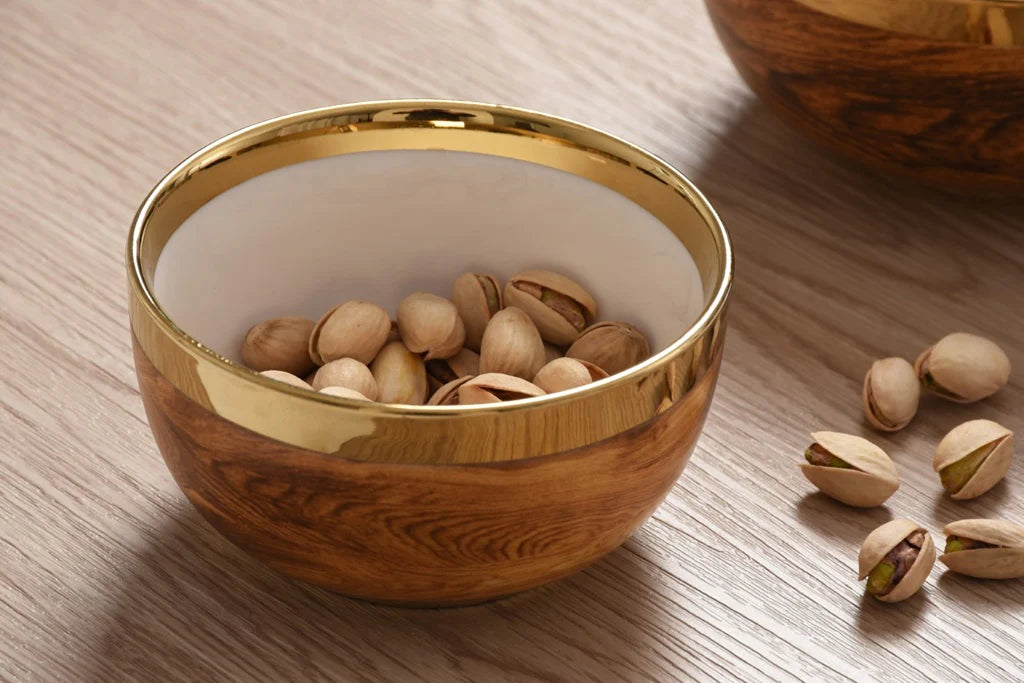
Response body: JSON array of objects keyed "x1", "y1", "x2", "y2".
[
  {"x1": 855, "y1": 588, "x2": 930, "y2": 634},
  {"x1": 795, "y1": 493, "x2": 893, "y2": 545},
  {"x1": 76, "y1": 503, "x2": 690, "y2": 682}
]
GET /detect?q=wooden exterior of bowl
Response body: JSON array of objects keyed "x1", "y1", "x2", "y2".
[
  {"x1": 135, "y1": 335, "x2": 723, "y2": 606},
  {"x1": 706, "y1": 0, "x2": 1024, "y2": 192}
]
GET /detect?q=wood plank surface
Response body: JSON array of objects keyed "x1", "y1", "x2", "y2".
[{"x1": 1, "y1": 0, "x2": 1021, "y2": 680}]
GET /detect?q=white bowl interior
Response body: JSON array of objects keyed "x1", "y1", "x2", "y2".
[{"x1": 154, "y1": 150, "x2": 704, "y2": 362}]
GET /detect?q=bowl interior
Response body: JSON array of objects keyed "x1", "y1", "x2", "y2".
[{"x1": 154, "y1": 149, "x2": 705, "y2": 362}]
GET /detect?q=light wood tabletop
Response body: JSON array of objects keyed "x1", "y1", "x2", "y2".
[{"x1": 2, "y1": 1, "x2": 1022, "y2": 680}]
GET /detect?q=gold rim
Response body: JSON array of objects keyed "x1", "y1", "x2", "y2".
[
  {"x1": 794, "y1": 0, "x2": 1024, "y2": 46},
  {"x1": 128, "y1": 100, "x2": 732, "y2": 464}
]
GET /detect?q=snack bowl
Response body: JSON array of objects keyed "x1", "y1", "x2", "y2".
[{"x1": 128, "y1": 100, "x2": 732, "y2": 605}]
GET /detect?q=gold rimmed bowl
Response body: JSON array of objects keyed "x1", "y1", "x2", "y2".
[
  {"x1": 706, "y1": 0, "x2": 1024, "y2": 192},
  {"x1": 128, "y1": 100, "x2": 732, "y2": 605}
]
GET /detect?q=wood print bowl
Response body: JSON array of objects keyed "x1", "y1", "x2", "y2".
[
  {"x1": 127, "y1": 101, "x2": 732, "y2": 606},
  {"x1": 706, "y1": 0, "x2": 1024, "y2": 192}
]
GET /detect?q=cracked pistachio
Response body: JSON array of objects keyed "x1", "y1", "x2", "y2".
[
  {"x1": 504, "y1": 270, "x2": 597, "y2": 346},
  {"x1": 533, "y1": 357, "x2": 606, "y2": 394},
  {"x1": 862, "y1": 357, "x2": 920, "y2": 432},
  {"x1": 319, "y1": 386, "x2": 371, "y2": 401},
  {"x1": 397, "y1": 292, "x2": 466, "y2": 360},
  {"x1": 800, "y1": 431, "x2": 899, "y2": 507},
  {"x1": 242, "y1": 316, "x2": 316, "y2": 376},
  {"x1": 859, "y1": 519, "x2": 935, "y2": 602},
  {"x1": 370, "y1": 341, "x2": 428, "y2": 405},
  {"x1": 940, "y1": 519, "x2": 1024, "y2": 580},
  {"x1": 452, "y1": 273, "x2": 503, "y2": 351},
  {"x1": 259, "y1": 370, "x2": 312, "y2": 390},
  {"x1": 457, "y1": 372, "x2": 546, "y2": 404},
  {"x1": 425, "y1": 347, "x2": 480, "y2": 393},
  {"x1": 479, "y1": 307, "x2": 546, "y2": 380},
  {"x1": 427, "y1": 375, "x2": 475, "y2": 406},
  {"x1": 934, "y1": 419, "x2": 1014, "y2": 500},
  {"x1": 310, "y1": 358, "x2": 379, "y2": 400},
  {"x1": 309, "y1": 301, "x2": 391, "y2": 366},
  {"x1": 566, "y1": 321, "x2": 650, "y2": 375},
  {"x1": 915, "y1": 333, "x2": 1011, "y2": 403}
]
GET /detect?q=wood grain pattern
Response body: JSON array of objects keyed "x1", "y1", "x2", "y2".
[
  {"x1": 1, "y1": 0, "x2": 1022, "y2": 680},
  {"x1": 706, "y1": 0, "x2": 1024, "y2": 192}
]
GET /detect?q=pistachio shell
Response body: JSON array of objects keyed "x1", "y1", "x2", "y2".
[
  {"x1": 425, "y1": 348, "x2": 480, "y2": 392},
  {"x1": 427, "y1": 375, "x2": 475, "y2": 405},
  {"x1": 533, "y1": 357, "x2": 593, "y2": 394},
  {"x1": 479, "y1": 307, "x2": 546, "y2": 380},
  {"x1": 258, "y1": 370, "x2": 312, "y2": 390},
  {"x1": 504, "y1": 270, "x2": 597, "y2": 346},
  {"x1": 915, "y1": 332, "x2": 1011, "y2": 402},
  {"x1": 242, "y1": 317, "x2": 316, "y2": 376},
  {"x1": 577, "y1": 359, "x2": 609, "y2": 381},
  {"x1": 310, "y1": 358, "x2": 379, "y2": 400},
  {"x1": 940, "y1": 519, "x2": 1024, "y2": 579},
  {"x1": 800, "y1": 432, "x2": 899, "y2": 507},
  {"x1": 862, "y1": 357, "x2": 920, "y2": 431},
  {"x1": 566, "y1": 321, "x2": 650, "y2": 375},
  {"x1": 933, "y1": 420, "x2": 1014, "y2": 500},
  {"x1": 318, "y1": 386, "x2": 370, "y2": 401},
  {"x1": 397, "y1": 292, "x2": 466, "y2": 361},
  {"x1": 458, "y1": 372, "x2": 546, "y2": 404},
  {"x1": 859, "y1": 519, "x2": 934, "y2": 602},
  {"x1": 309, "y1": 301, "x2": 391, "y2": 366},
  {"x1": 370, "y1": 341, "x2": 428, "y2": 405},
  {"x1": 452, "y1": 273, "x2": 502, "y2": 351}
]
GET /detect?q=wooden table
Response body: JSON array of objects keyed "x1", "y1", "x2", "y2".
[{"x1": 3, "y1": 1, "x2": 1022, "y2": 680}]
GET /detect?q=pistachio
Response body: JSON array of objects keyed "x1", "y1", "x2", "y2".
[
  {"x1": 396, "y1": 292, "x2": 466, "y2": 360},
  {"x1": 933, "y1": 419, "x2": 1014, "y2": 499},
  {"x1": 799, "y1": 431, "x2": 899, "y2": 507},
  {"x1": 319, "y1": 386, "x2": 370, "y2": 401},
  {"x1": 309, "y1": 301, "x2": 391, "y2": 366},
  {"x1": 310, "y1": 358, "x2": 379, "y2": 400},
  {"x1": 426, "y1": 347, "x2": 480, "y2": 392},
  {"x1": 427, "y1": 375, "x2": 475, "y2": 406},
  {"x1": 479, "y1": 307, "x2": 546, "y2": 380},
  {"x1": 914, "y1": 332, "x2": 1011, "y2": 402},
  {"x1": 504, "y1": 270, "x2": 597, "y2": 346},
  {"x1": 458, "y1": 373, "x2": 546, "y2": 404},
  {"x1": 370, "y1": 341, "x2": 428, "y2": 405},
  {"x1": 258, "y1": 370, "x2": 312, "y2": 390},
  {"x1": 940, "y1": 519, "x2": 1024, "y2": 579},
  {"x1": 452, "y1": 273, "x2": 503, "y2": 351},
  {"x1": 533, "y1": 357, "x2": 595, "y2": 394},
  {"x1": 566, "y1": 321, "x2": 650, "y2": 375},
  {"x1": 242, "y1": 317, "x2": 316, "y2": 376},
  {"x1": 862, "y1": 357, "x2": 920, "y2": 432},
  {"x1": 543, "y1": 343, "x2": 563, "y2": 364},
  {"x1": 859, "y1": 519, "x2": 934, "y2": 602}
]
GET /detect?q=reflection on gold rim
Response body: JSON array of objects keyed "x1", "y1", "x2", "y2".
[{"x1": 127, "y1": 100, "x2": 732, "y2": 464}]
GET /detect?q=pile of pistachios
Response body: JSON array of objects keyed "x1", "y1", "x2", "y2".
[
  {"x1": 241, "y1": 269, "x2": 650, "y2": 406},
  {"x1": 798, "y1": 332, "x2": 1019, "y2": 602}
]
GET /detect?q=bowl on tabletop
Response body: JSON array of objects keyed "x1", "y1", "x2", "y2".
[
  {"x1": 127, "y1": 100, "x2": 732, "y2": 606},
  {"x1": 705, "y1": 0, "x2": 1024, "y2": 193}
]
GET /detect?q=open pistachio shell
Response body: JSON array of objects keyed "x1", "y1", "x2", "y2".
[
  {"x1": 309, "y1": 300, "x2": 391, "y2": 366},
  {"x1": 397, "y1": 292, "x2": 466, "y2": 360},
  {"x1": 479, "y1": 307, "x2": 546, "y2": 380},
  {"x1": 503, "y1": 270, "x2": 597, "y2": 346},
  {"x1": 311, "y1": 358, "x2": 379, "y2": 400},
  {"x1": 242, "y1": 316, "x2": 316, "y2": 376},
  {"x1": 370, "y1": 341, "x2": 428, "y2": 405},
  {"x1": 458, "y1": 373, "x2": 546, "y2": 404},
  {"x1": 862, "y1": 357, "x2": 920, "y2": 432},
  {"x1": 426, "y1": 375, "x2": 475, "y2": 406},
  {"x1": 318, "y1": 386, "x2": 371, "y2": 401},
  {"x1": 800, "y1": 431, "x2": 900, "y2": 507},
  {"x1": 859, "y1": 519, "x2": 935, "y2": 602},
  {"x1": 259, "y1": 370, "x2": 312, "y2": 390},
  {"x1": 425, "y1": 348, "x2": 480, "y2": 392},
  {"x1": 940, "y1": 519, "x2": 1024, "y2": 579},
  {"x1": 452, "y1": 273, "x2": 502, "y2": 351},
  {"x1": 533, "y1": 357, "x2": 594, "y2": 394},
  {"x1": 933, "y1": 420, "x2": 1014, "y2": 500},
  {"x1": 915, "y1": 332, "x2": 1011, "y2": 403},
  {"x1": 566, "y1": 321, "x2": 650, "y2": 375}
]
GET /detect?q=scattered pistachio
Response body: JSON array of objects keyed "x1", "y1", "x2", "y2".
[
  {"x1": 242, "y1": 317, "x2": 316, "y2": 376},
  {"x1": 800, "y1": 431, "x2": 900, "y2": 507},
  {"x1": 566, "y1": 321, "x2": 650, "y2": 375},
  {"x1": 310, "y1": 358, "x2": 378, "y2": 400},
  {"x1": 396, "y1": 292, "x2": 466, "y2": 360},
  {"x1": 309, "y1": 300, "x2": 391, "y2": 366},
  {"x1": 533, "y1": 357, "x2": 594, "y2": 394},
  {"x1": 479, "y1": 307, "x2": 546, "y2": 380},
  {"x1": 504, "y1": 270, "x2": 597, "y2": 346},
  {"x1": 370, "y1": 341, "x2": 428, "y2": 405},
  {"x1": 915, "y1": 332, "x2": 1011, "y2": 403},
  {"x1": 859, "y1": 519, "x2": 935, "y2": 602},
  {"x1": 862, "y1": 357, "x2": 920, "y2": 432},
  {"x1": 940, "y1": 519, "x2": 1024, "y2": 580},
  {"x1": 934, "y1": 419, "x2": 1014, "y2": 500}
]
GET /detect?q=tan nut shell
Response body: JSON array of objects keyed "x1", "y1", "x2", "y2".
[
  {"x1": 915, "y1": 332, "x2": 1011, "y2": 402},
  {"x1": 858, "y1": 519, "x2": 935, "y2": 602},
  {"x1": 533, "y1": 357, "x2": 594, "y2": 394},
  {"x1": 242, "y1": 317, "x2": 316, "y2": 376},
  {"x1": 800, "y1": 431, "x2": 900, "y2": 507},
  {"x1": 318, "y1": 386, "x2": 371, "y2": 401},
  {"x1": 427, "y1": 347, "x2": 480, "y2": 391},
  {"x1": 427, "y1": 375, "x2": 475, "y2": 406},
  {"x1": 259, "y1": 370, "x2": 312, "y2": 390},
  {"x1": 458, "y1": 372, "x2": 546, "y2": 404},
  {"x1": 309, "y1": 301, "x2": 391, "y2": 366},
  {"x1": 452, "y1": 273, "x2": 502, "y2": 351},
  {"x1": 479, "y1": 307, "x2": 546, "y2": 380},
  {"x1": 397, "y1": 292, "x2": 466, "y2": 360},
  {"x1": 310, "y1": 358, "x2": 379, "y2": 400},
  {"x1": 504, "y1": 270, "x2": 597, "y2": 346},
  {"x1": 862, "y1": 357, "x2": 920, "y2": 431},
  {"x1": 370, "y1": 341, "x2": 428, "y2": 405},
  {"x1": 940, "y1": 519, "x2": 1024, "y2": 579},
  {"x1": 933, "y1": 419, "x2": 1014, "y2": 500},
  {"x1": 566, "y1": 321, "x2": 651, "y2": 375}
]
